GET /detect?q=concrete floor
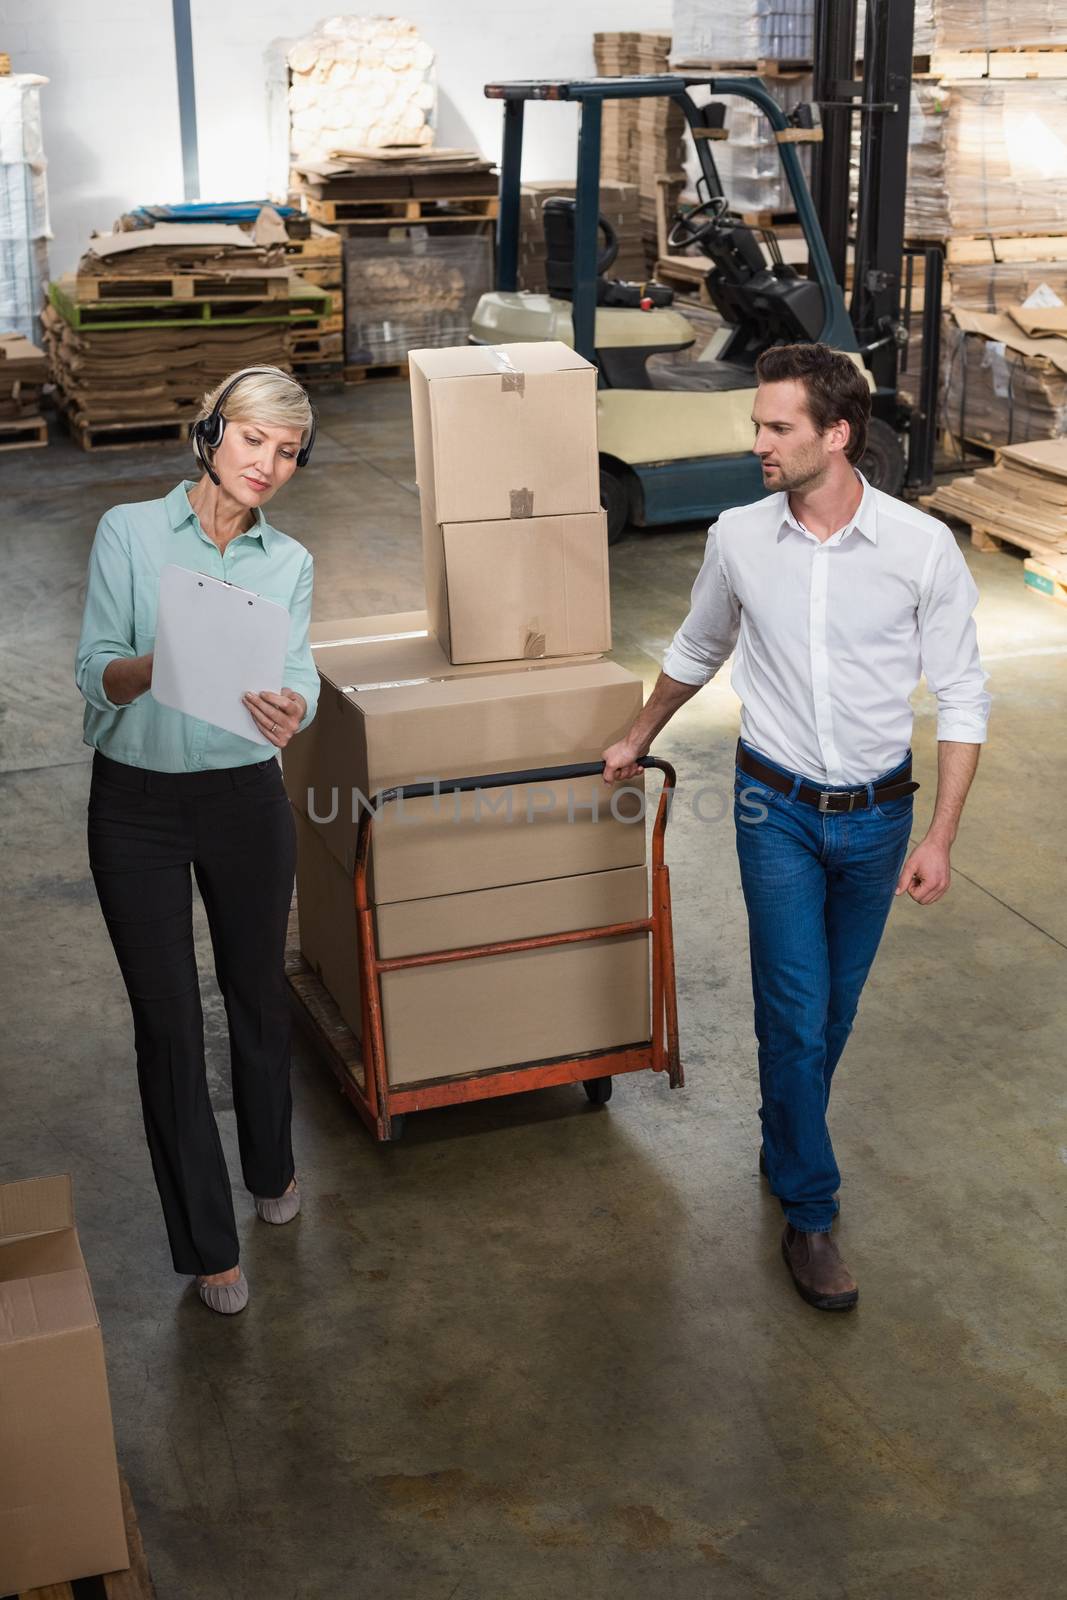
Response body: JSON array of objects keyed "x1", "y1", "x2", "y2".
[{"x1": 3, "y1": 388, "x2": 1066, "y2": 1600}]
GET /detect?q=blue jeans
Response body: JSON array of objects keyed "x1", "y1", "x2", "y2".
[{"x1": 733, "y1": 740, "x2": 915, "y2": 1233}]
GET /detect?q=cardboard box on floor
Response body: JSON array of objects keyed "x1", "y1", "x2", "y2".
[
  {"x1": 0, "y1": 1175, "x2": 129, "y2": 1595},
  {"x1": 422, "y1": 505, "x2": 612, "y2": 665},
  {"x1": 284, "y1": 613, "x2": 645, "y2": 903},
  {"x1": 295, "y1": 813, "x2": 651, "y2": 1085},
  {"x1": 408, "y1": 342, "x2": 600, "y2": 526}
]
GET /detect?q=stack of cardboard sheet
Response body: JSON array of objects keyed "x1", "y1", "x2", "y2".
[
  {"x1": 286, "y1": 16, "x2": 437, "y2": 165},
  {"x1": 517, "y1": 180, "x2": 646, "y2": 291},
  {"x1": 940, "y1": 305, "x2": 1067, "y2": 449},
  {"x1": 923, "y1": 438, "x2": 1067, "y2": 587},
  {"x1": 284, "y1": 342, "x2": 648, "y2": 1089},
  {"x1": 907, "y1": 81, "x2": 1067, "y2": 242},
  {"x1": 44, "y1": 224, "x2": 331, "y2": 448},
  {"x1": 0, "y1": 330, "x2": 47, "y2": 448},
  {"x1": 593, "y1": 33, "x2": 686, "y2": 268},
  {"x1": 931, "y1": 1, "x2": 1067, "y2": 48}
]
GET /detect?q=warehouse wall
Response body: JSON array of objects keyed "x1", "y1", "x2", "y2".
[{"x1": 4, "y1": 0, "x2": 671, "y2": 276}]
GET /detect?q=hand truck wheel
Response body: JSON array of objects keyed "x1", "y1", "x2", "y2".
[{"x1": 583, "y1": 1076, "x2": 613, "y2": 1106}]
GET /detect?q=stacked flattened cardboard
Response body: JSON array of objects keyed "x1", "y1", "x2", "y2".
[
  {"x1": 517, "y1": 180, "x2": 646, "y2": 291},
  {"x1": 283, "y1": 342, "x2": 649, "y2": 1088},
  {"x1": 907, "y1": 81, "x2": 1067, "y2": 242},
  {"x1": 940, "y1": 304, "x2": 1067, "y2": 450},
  {"x1": 0, "y1": 1175, "x2": 130, "y2": 1595},
  {"x1": 43, "y1": 223, "x2": 331, "y2": 448},
  {"x1": 593, "y1": 33, "x2": 686, "y2": 269},
  {"x1": 0, "y1": 330, "x2": 47, "y2": 449},
  {"x1": 928, "y1": 1, "x2": 1067, "y2": 49}
]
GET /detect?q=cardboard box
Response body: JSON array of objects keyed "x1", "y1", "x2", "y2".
[
  {"x1": 295, "y1": 813, "x2": 651, "y2": 1084},
  {"x1": 408, "y1": 342, "x2": 600, "y2": 525},
  {"x1": 283, "y1": 619, "x2": 645, "y2": 903},
  {"x1": 422, "y1": 506, "x2": 612, "y2": 665},
  {"x1": 0, "y1": 1175, "x2": 129, "y2": 1595}
]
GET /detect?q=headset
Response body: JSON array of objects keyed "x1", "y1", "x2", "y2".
[{"x1": 192, "y1": 368, "x2": 317, "y2": 485}]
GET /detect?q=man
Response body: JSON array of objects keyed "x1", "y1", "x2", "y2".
[{"x1": 602, "y1": 343, "x2": 990, "y2": 1312}]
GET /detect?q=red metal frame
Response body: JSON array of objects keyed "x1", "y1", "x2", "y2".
[{"x1": 322, "y1": 758, "x2": 680, "y2": 1141}]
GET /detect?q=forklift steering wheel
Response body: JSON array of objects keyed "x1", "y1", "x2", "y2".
[{"x1": 668, "y1": 197, "x2": 731, "y2": 252}]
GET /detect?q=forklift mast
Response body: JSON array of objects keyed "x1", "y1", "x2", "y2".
[{"x1": 813, "y1": 0, "x2": 942, "y2": 486}]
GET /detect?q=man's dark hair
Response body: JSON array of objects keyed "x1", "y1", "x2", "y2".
[{"x1": 755, "y1": 343, "x2": 871, "y2": 465}]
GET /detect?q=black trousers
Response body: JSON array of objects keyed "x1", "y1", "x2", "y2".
[{"x1": 88, "y1": 751, "x2": 297, "y2": 1276}]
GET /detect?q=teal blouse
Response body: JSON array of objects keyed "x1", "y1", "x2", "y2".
[{"x1": 75, "y1": 480, "x2": 319, "y2": 773}]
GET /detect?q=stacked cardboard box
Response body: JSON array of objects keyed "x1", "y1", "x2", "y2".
[
  {"x1": 284, "y1": 343, "x2": 647, "y2": 1088},
  {"x1": 517, "y1": 180, "x2": 646, "y2": 291},
  {"x1": 593, "y1": 33, "x2": 687, "y2": 269},
  {"x1": 0, "y1": 1175, "x2": 129, "y2": 1594},
  {"x1": 940, "y1": 306, "x2": 1067, "y2": 449}
]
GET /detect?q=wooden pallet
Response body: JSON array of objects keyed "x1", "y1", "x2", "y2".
[
  {"x1": 292, "y1": 359, "x2": 345, "y2": 383},
  {"x1": 59, "y1": 403, "x2": 192, "y2": 453},
  {"x1": 909, "y1": 234, "x2": 1067, "y2": 266},
  {"x1": 72, "y1": 272, "x2": 291, "y2": 304},
  {"x1": 49, "y1": 277, "x2": 330, "y2": 332},
  {"x1": 291, "y1": 264, "x2": 342, "y2": 290},
  {"x1": 930, "y1": 45, "x2": 1067, "y2": 80},
  {"x1": 671, "y1": 57, "x2": 813, "y2": 78},
  {"x1": 13, "y1": 1472, "x2": 155, "y2": 1599},
  {"x1": 288, "y1": 330, "x2": 343, "y2": 360},
  {"x1": 343, "y1": 360, "x2": 410, "y2": 386},
  {"x1": 922, "y1": 487, "x2": 1067, "y2": 559},
  {"x1": 0, "y1": 414, "x2": 47, "y2": 451},
  {"x1": 304, "y1": 194, "x2": 499, "y2": 227},
  {"x1": 283, "y1": 227, "x2": 343, "y2": 265}
]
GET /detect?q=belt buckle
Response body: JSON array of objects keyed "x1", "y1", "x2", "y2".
[
  {"x1": 818, "y1": 789, "x2": 855, "y2": 813},
  {"x1": 817, "y1": 790, "x2": 834, "y2": 813}
]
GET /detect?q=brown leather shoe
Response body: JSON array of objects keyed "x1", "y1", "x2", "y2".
[{"x1": 781, "y1": 1224, "x2": 858, "y2": 1311}]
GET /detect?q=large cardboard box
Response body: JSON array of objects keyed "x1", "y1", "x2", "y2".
[
  {"x1": 0, "y1": 1175, "x2": 129, "y2": 1595},
  {"x1": 422, "y1": 506, "x2": 612, "y2": 665},
  {"x1": 295, "y1": 813, "x2": 651, "y2": 1085},
  {"x1": 283, "y1": 617, "x2": 645, "y2": 903},
  {"x1": 408, "y1": 342, "x2": 600, "y2": 525}
]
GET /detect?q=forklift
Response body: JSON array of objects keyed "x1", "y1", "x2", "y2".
[{"x1": 471, "y1": 0, "x2": 943, "y2": 541}]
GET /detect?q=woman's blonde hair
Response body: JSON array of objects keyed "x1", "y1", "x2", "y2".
[{"x1": 193, "y1": 366, "x2": 314, "y2": 467}]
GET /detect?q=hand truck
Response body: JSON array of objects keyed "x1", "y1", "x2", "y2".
[{"x1": 295, "y1": 757, "x2": 681, "y2": 1141}]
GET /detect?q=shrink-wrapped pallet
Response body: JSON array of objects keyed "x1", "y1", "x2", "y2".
[
  {"x1": 932, "y1": 0, "x2": 1067, "y2": 49},
  {"x1": 0, "y1": 75, "x2": 52, "y2": 343},
  {"x1": 343, "y1": 233, "x2": 491, "y2": 366},
  {"x1": 287, "y1": 15, "x2": 436, "y2": 166}
]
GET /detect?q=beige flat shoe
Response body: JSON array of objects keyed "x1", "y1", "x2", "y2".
[
  {"x1": 197, "y1": 1269, "x2": 249, "y2": 1315},
  {"x1": 255, "y1": 1180, "x2": 300, "y2": 1225}
]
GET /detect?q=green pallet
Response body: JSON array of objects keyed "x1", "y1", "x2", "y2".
[{"x1": 49, "y1": 277, "x2": 331, "y2": 332}]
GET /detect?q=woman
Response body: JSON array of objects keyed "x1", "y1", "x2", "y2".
[{"x1": 75, "y1": 366, "x2": 320, "y2": 1315}]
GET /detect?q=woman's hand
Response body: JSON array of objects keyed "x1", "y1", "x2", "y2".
[{"x1": 243, "y1": 688, "x2": 306, "y2": 749}]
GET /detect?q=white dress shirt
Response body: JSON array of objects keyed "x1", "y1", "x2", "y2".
[{"x1": 663, "y1": 473, "x2": 991, "y2": 785}]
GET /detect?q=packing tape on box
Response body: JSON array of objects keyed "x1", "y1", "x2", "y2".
[
  {"x1": 340, "y1": 659, "x2": 576, "y2": 695},
  {"x1": 509, "y1": 488, "x2": 534, "y2": 517},
  {"x1": 312, "y1": 629, "x2": 429, "y2": 650},
  {"x1": 487, "y1": 346, "x2": 526, "y2": 395}
]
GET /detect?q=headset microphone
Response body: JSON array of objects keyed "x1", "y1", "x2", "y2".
[{"x1": 191, "y1": 368, "x2": 317, "y2": 486}]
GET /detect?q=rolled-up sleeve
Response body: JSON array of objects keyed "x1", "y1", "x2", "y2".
[
  {"x1": 662, "y1": 526, "x2": 742, "y2": 685},
  {"x1": 74, "y1": 512, "x2": 137, "y2": 713},
  {"x1": 918, "y1": 525, "x2": 991, "y2": 744},
  {"x1": 284, "y1": 552, "x2": 319, "y2": 731}
]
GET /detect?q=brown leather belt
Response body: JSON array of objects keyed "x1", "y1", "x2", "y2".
[{"x1": 736, "y1": 740, "x2": 920, "y2": 814}]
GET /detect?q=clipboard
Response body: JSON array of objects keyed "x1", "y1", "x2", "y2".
[{"x1": 150, "y1": 564, "x2": 291, "y2": 746}]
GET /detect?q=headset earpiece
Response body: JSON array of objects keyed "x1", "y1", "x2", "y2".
[{"x1": 194, "y1": 369, "x2": 315, "y2": 483}]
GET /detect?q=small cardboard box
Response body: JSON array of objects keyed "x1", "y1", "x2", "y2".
[
  {"x1": 295, "y1": 813, "x2": 651, "y2": 1085},
  {"x1": 422, "y1": 505, "x2": 612, "y2": 665},
  {"x1": 408, "y1": 342, "x2": 600, "y2": 526},
  {"x1": 283, "y1": 617, "x2": 644, "y2": 903},
  {"x1": 0, "y1": 1175, "x2": 129, "y2": 1595}
]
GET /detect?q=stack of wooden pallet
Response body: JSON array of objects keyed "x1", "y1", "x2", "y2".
[
  {"x1": 291, "y1": 149, "x2": 497, "y2": 375},
  {"x1": 44, "y1": 224, "x2": 330, "y2": 450},
  {"x1": 592, "y1": 33, "x2": 686, "y2": 269},
  {"x1": 517, "y1": 180, "x2": 646, "y2": 291},
  {"x1": 0, "y1": 331, "x2": 47, "y2": 451},
  {"x1": 922, "y1": 437, "x2": 1067, "y2": 607}
]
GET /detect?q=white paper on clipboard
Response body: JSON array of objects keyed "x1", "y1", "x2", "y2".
[{"x1": 150, "y1": 564, "x2": 290, "y2": 745}]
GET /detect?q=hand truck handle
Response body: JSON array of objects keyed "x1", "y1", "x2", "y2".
[{"x1": 372, "y1": 756, "x2": 675, "y2": 807}]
